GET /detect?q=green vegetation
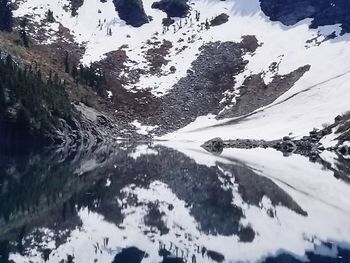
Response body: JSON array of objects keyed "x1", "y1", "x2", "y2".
[
  {"x1": 0, "y1": 51, "x2": 73, "y2": 141},
  {"x1": 19, "y1": 18, "x2": 29, "y2": 47},
  {"x1": 73, "y1": 64, "x2": 107, "y2": 96}
]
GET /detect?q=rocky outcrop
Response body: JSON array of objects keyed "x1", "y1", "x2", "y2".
[
  {"x1": 136, "y1": 36, "x2": 260, "y2": 135},
  {"x1": 112, "y1": 247, "x2": 146, "y2": 263},
  {"x1": 113, "y1": 0, "x2": 149, "y2": 27},
  {"x1": 202, "y1": 112, "x2": 350, "y2": 160},
  {"x1": 260, "y1": 0, "x2": 350, "y2": 34},
  {"x1": 151, "y1": 0, "x2": 190, "y2": 18},
  {"x1": 210, "y1": 13, "x2": 229, "y2": 26},
  {"x1": 201, "y1": 128, "x2": 343, "y2": 159},
  {"x1": 69, "y1": 0, "x2": 84, "y2": 16},
  {"x1": 334, "y1": 112, "x2": 350, "y2": 144},
  {"x1": 0, "y1": 0, "x2": 12, "y2": 32},
  {"x1": 201, "y1": 137, "x2": 225, "y2": 154}
]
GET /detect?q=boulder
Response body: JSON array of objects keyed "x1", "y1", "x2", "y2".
[
  {"x1": 210, "y1": 13, "x2": 229, "y2": 26},
  {"x1": 338, "y1": 145, "x2": 349, "y2": 155},
  {"x1": 152, "y1": 0, "x2": 190, "y2": 18},
  {"x1": 162, "y1": 17, "x2": 175, "y2": 26},
  {"x1": 279, "y1": 140, "x2": 297, "y2": 153},
  {"x1": 112, "y1": 247, "x2": 146, "y2": 263},
  {"x1": 113, "y1": 0, "x2": 149, "y2": 27},
  {"x1": 201, "y1": 137, "x2": 224, "y2": 154},
  {"x1": 260, "y1": 0, "x2": 350, "y2": 34}
]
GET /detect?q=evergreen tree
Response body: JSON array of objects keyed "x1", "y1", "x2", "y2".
[
  {"x1": 64, "y1": 51, "x2": 70, "y2": 73},
  {"x1": 47, "y1": 9, "x2": 54, "y2": 23},
  {"x1": 0, "y1": 81, "x2": 5, "y2": 111},
  {"x1": 69, "y1": 62, "x2": 108, "y2": 96},
  {"x1": 0, "y1": 50, "x2": 72, "y2": 139},
  {"x1": 19, "y1": 18, "x2": 29, "y2": 47},
  {"x1": 71, "y1": 64, "x2": 78, "y2": 82}
]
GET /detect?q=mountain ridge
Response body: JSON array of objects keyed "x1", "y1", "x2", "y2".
[{"x1": 0, "y1": 0, "x2": 349, "y2": 152}]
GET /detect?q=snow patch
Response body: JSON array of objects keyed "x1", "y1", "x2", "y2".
[
  {"x1": 128, "y1": 144, "x2": 158, "y2": 159},
  {"x1": 131, "y1": 120, "x2": 158, "y2": 135}
]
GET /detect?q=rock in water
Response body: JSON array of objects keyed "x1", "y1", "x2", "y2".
[
  {"x1": 338, "y1": 145, "x2": 349, "y2": 156},
  {"x1": 201, "y1": 137, "x2": 224, "y2": 154},
  {"x1": 113, "y1": 0, "x2": 149, "y2": 27},
  {"x1": 278, "y1": 140, "x2": 297, "y2": 153}
]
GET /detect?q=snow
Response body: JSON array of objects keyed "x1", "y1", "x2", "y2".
[
  {"x1": 7, "y1": 0, "x2": 350, "y2": 261},
  {"x1": 128, "y1": 144, "x2": 158, "y2": 159},
  {"x1": 157, "y1": 142, "x2": 350, "y2": 261},
  {"x1": 9, "y1": 142, "x2": 350, "y2": 263},
  {"x1": 106, "y1": 90, "x2": 113, "y2": 99},
  {"x1": 321, "y1": 128, "x2": 338, "y2": 148},
  {"x1": 159, "y1": 1, "x2": 350, "y2": 141},
  {"x1": 131, "y1": 120, "x2": 158, "y2": 135},
  {"x1": 13, "y1": 0, "x2": 350, "y2": 141}
]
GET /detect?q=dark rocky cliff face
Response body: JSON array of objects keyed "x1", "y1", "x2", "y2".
[
  {"x1": 113, "y1": 0, "x2": 149, "y2": 27},
  {"x1": 260, "y1": 0, "x2": 350, "y2": 34},
  {"x1": 151, "y1": 0, "x2": 190, "y2": 18},
  {"x1": 0, "y1": 0, "x2": 13, "y2": 32},
  {"x1": 69, "y1": 0, "x2": 85, "y2": 16}
]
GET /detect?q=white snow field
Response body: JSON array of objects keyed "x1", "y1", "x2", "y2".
[{"x1": 13, "y1": 0, "x2": 350, "y2": 141}]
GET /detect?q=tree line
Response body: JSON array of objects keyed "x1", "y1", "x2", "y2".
[
  {"x1": 0, "y1": 50, "x2": 72, "y2": 140},
  {"x1": 64, "y1": 51, "x2": 108, "y2": 97}
]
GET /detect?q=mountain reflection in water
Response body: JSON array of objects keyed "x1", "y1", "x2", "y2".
[{"x1": 0, "y1": 141, "x2": 349, "y2": 263}]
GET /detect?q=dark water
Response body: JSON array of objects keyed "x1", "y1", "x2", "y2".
[{"x1": 0, "y1": 142, "x2": 349, "y2": 263}]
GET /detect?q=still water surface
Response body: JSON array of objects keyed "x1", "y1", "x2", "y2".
[{"x1": 0, "y1": 141, "x2": 349, "y2": 262}]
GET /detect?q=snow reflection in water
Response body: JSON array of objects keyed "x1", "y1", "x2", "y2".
[{"x1": 0, "y1": 141, "x2": 349, "y2": 263}]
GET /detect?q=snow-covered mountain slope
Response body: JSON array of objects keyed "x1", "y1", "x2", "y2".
[{"x1": 12, "y1": 0, "x2": 350, "y2": 144}]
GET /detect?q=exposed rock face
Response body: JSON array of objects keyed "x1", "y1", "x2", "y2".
[
  {"x1": 260, "y1": 0, "x2": 350, "y2": 34},
  {"x1": 211, "y1": 13, "x2": 229, "y2": 26},
  {"x1": 334, "y1": 112, "x2": 350, "y2": 144},
  {"x1": 69, "y1": 0, "x2": 84, "y2": 16},
  {"x1": 0, "y1": 0, "x2": 12, "y2": 31},
  {"x1": 151, "y1": 0, "x2": 190, "y2": 18},
  {"x1": 202, "y1": 123, "x2": 349, "y2": 160},
  {"x1": 113, "y1": 0, "x2": 149, "y2": 27},
  {"x1": 112, "y1": 247, "x2": 146, "y2": 263},
  {"x1": 338, "y1": 145, "x2": 349, "y2": 155}
]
